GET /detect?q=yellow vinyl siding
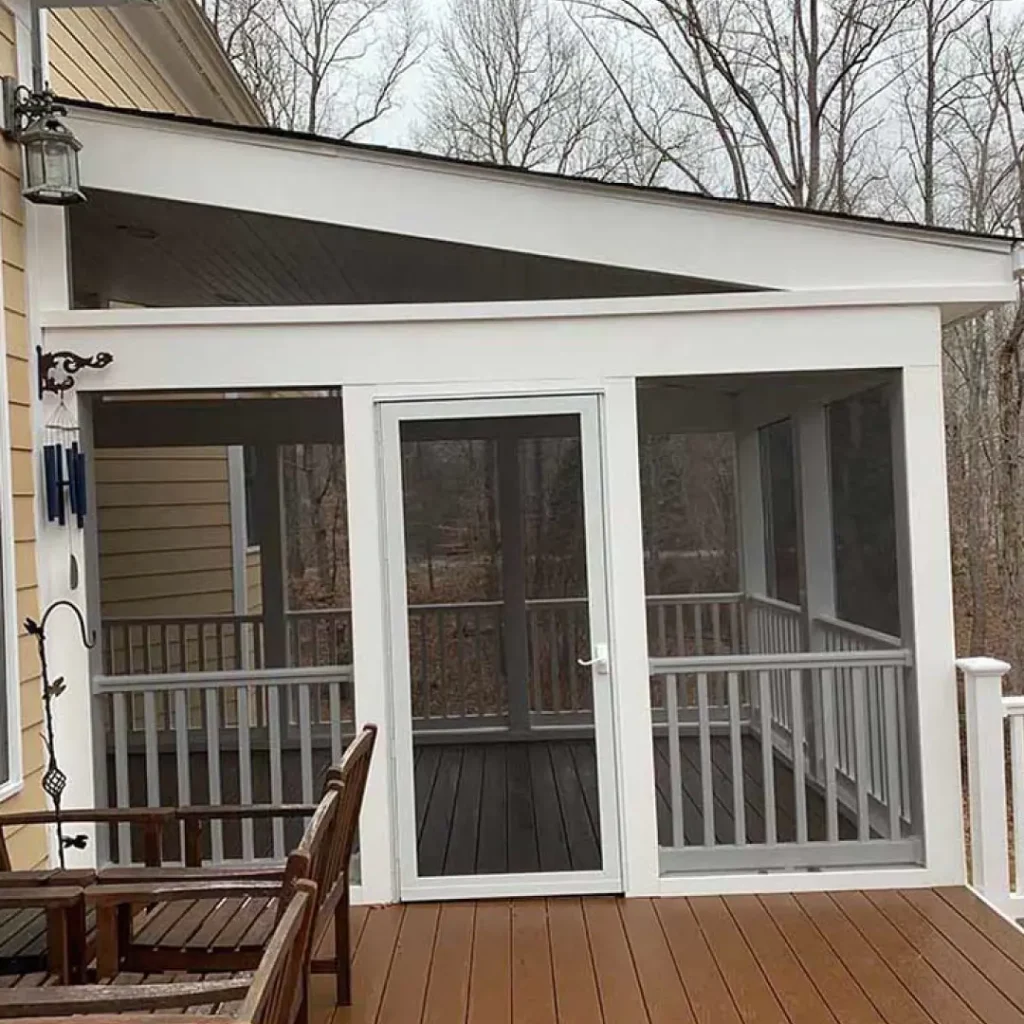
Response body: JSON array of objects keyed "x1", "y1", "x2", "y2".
[
  {"x1": 48, "y1": 10, "x2": 191, "y2": 114},
  {"x1": 0, "y1": 1, "x2": 244, "y2": 864},
  {"x1": 97, "y1": 447, "x2": 236, "y2": 619},
  {"x1": 246, "y1": 549, "x2": 262, "y2": 616}
]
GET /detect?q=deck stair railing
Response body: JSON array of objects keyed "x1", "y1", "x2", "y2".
[{"x1": 959, "y1": 657, "x2": 1024, "y2": 920}]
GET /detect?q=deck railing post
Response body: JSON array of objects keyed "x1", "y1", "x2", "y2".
[{"x1": 959, "y1": 656, "x2": 1012, "y2": 909}]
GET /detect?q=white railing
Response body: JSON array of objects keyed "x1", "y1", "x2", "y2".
[
  {"x1": 93, "y1": 664, "x2": 353, "y2": 865},
  {"x1": 650, "y1": 648, "x2": 919, "y2": 873},
  {"x1": 959, "y1": 657, "x2": 1024, "y2": 919}
]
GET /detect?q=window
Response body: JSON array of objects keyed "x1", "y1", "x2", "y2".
[
  {"x1": 760, "y1": 419, "x2": 800, "y2": 606},
  {"x1": 828, "y1": 387, "x2": 900, "y2": 637}
]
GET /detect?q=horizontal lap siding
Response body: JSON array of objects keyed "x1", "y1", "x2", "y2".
[
  {"x1": 0, "y1": 3, "x2": 232, "y2": 864},
  {"x1": 96, "y1": 447, "x2": 236, "y2": 620}
]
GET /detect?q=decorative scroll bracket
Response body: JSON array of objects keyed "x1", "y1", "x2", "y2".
[{"x1": 37, "y1": 346, "x2": 113, "y2": 399}]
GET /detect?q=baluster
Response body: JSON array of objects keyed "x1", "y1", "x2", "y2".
[
  {"x1": 174, "y1": 690, "x2": 190, "y2": 859},
  {"x1": 475, "y1": 608, "x2": 485, "y2": 716},
  {"x1": 821, "y1": 668, "x2": 839, "y2": 843},
  {"x1": 238, "y1": 686, "x2": 254, "y2": 861},
  {"x1": 881, "y1": 666, "x2": 901, "y2": 840},
  {"x1": 298, "y1": 683, "x2": 313, "y2": 804},
  {"x1": 697, "y1": 672, "x2": 714, "y2": 847},
  {"x1": 329, "y1": 682, "x2": 342, "y2": 764},
  {"x1": 1012, "y1": 715, "x2": 1024, "y2": 895},
  {"x1": 419, "y1": 613, "x2": 430, "y2": 722},
  {"x1": 549, "y1": 607, "x2": 560, "y2": 714},
  {"x1": 456, "y1": 609, "x2": 466, "y2": 717},
  {"x1": 142, "y1": 691, "x2": 160, "y2": 808},
  {"x1": 852, "y1": 667, "x2": 871, "y2": 842},
  {"x1": 693, "y1": 603, "x2": 703, "y2": 657},
  {"x1": 728, "y1": 671, "x2": 745, "y2": 846},
  {"x1": 112, "y1": 692, "x2": 130, "y2": 862},
  {"x1": 790, "y1": 669, "x2": 808, "y2": 845},
  {"x1": 758, "y1": 671, "x2": 777, "y2": 845},
  {"x1": 268, "y1": 685, "x2": 284, "y2": 858},
  {"x1": 674, "y1": 602, "x2": 685, "y2": 660},
  {"x1": 205, "y1": 688, "x2": 224, "y2": 863},
  {"x1": 437, "y1": 610, "x2": 447, "y2": 718},
  {"x1": 729, "y1": 601, "x2": 740, "y2": 656},
  {"x1": 666, "y1": 672, "x2": 684, "y2": 848},
  {"x1": 896, "y1": 673, "x2": 911, "y2": 820}
]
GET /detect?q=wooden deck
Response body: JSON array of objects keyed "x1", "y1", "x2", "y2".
[
  {"x1": 414, "y1": 736, "x2": 855, "y2": 875},
  {"x1": 313, "y1": 887, "x2": 1024, "y2": 1023}
]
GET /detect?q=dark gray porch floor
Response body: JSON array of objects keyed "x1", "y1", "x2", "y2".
[{"x1": 414, "y1": 736, "x2": 856, "y2": 877}]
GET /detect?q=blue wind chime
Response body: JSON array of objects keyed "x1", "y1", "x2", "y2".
[{"x1": 42, "y1": 398, "x2": 88, "y2": 589}]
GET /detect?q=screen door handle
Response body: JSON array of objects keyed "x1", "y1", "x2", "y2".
[{"x1": 578, "y1": 643, "x2": 609, "y2": 675}]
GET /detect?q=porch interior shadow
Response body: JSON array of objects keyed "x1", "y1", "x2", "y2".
[{"x1": 413, "y1": 738, "x2": 858, "y2": 876}]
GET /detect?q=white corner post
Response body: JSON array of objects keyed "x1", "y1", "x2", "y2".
[
  {"x1": 958, "y1": 657, "x2": 1012, "y2": 912},
  {"x1": 342, "y1": 386, "x2": 395, "y2": 904},
  {"x1": 603, "y1": 378, "x2": 659, "y2": 895},
  {"x1": 795, "y1": 404, "x2": 835, "y2": 646},
  {"x1": 252, "y1": 445, "x2": 287, "y2": 669},
  {"x1": 735, "y1": 429, "x2": 767, "y2": 655},
  {"x1": 898, "y1": 360, "x2": 964, "y2": 883}
]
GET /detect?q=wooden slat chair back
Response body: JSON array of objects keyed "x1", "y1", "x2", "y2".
[
  {"x1": 0, "y1": 880, "x2": 318, "y2": 1024},
  {"x1": 309, "y1": 723, "x2": 377, "y2": 1007}
]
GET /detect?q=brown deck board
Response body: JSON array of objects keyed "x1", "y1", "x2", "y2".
[
  {"x1": 830, "y1": 890, "x2": 983, "y2": 1024},
  {"x1": 376, "y1": 903, "x2": 439, "y2": 1023},
  {"x1": 547, "y1": 898, "x2": 602, "y2": 1024},
  {"x1": 511, "y1": 899, "x2": 556, "y2": 1024},
  {"x1": 582, "y1": 896, "x2": 648, "y2": 1022},
  {"x1": 421, "y1": 902, "x2": 474, "y2": 1024},
  {"x1": 619, "y1": 897, "x2": 695, "y2": 1024},
  {"x1": 467, "y1": 899, "x2": 511, "y2": 1024}
]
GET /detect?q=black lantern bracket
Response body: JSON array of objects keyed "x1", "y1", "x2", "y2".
[
  {"x1": 37, "y1": 345, "x2": 113, "y2": 399},
  {"x1": 1, "y1": 79, "x2": 63, "y2": 138}
]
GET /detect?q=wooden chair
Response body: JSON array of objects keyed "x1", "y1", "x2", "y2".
[
  {"x1": 88, "y1": 723, "x2": 377, "y2": 1007},
  {"x1": 0, "y1": 878, "x2": 318, "y2": 1024}
]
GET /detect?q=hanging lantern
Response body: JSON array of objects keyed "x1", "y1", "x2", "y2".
[
  {"x1": 1, "y1": 80, "x2": 85, "y2": 207},
  {"x1": 20, "y1": 115, "x2": 84, "y2": 206}
]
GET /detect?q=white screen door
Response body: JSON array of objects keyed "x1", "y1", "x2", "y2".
[{"x1": 379, "y1": 394, "x2": 621, "y2": 900}]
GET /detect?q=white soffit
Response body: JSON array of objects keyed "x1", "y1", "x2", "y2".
[{"x1": 68, "y1": 106, "x2": 1016, "y2": 299}]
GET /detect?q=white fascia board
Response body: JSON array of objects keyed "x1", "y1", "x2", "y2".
[
  {"x1": 41, "y1": 303, "x2": 941, "y2": 394},
  {"x1": 37, "y1": 284, "x2": 1014, "y2": 329},
  {"x1": 67, "y1": 108, "x2": 1015, "y2": 298}
]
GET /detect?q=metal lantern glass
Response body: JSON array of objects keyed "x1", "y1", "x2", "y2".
[{"x1": 20, "y1": 115, "x2": 84, "y2": 206}]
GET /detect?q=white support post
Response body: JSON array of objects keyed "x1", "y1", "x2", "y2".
[
  {"x1": 253, "y1": 445, "x2": 286, "y2": 668},
  {"x1": 603, "y1": 378, "x2": 660, "y2": 895},
  {"x1": 342, "y1": 387, "x2": 395, "y2": 904},
  {"x1": 497, "y1": 433, "x2": 530, "y2": 737},
  {"x1": 899, "y1": 361, "x2": 965, "y2": 884},
  {"x1": 795, "y1": 405, "x2": 835, "y2": 648},
  {"x1": 958, "y1": 657, "x2": 1012, "y2": 911},
  {"x1": 736, "y1": 430, "x2": 766, "y2": 655}
]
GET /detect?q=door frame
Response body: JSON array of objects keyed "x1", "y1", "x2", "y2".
[{"x1": 377, "y1": 392, "x2": 624, "y2": 901}]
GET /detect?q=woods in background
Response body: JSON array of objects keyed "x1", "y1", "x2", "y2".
[{"x1": 213, "y1": 0, "x2": 1024, "y2": 675}]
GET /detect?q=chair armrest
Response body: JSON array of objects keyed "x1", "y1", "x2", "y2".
[
  {"x1": 87, "y1": 879, "x2": 282, "y2": 906},
  {"x1": 0, "y1": 870, "x2": 56, "y2": 887},
  {"x1": 0, "y1": 808, "x2": 175, "y2": 828},
  {"x1": 96, "y1": 864, "x2": 285, "y2": 884},
  {"x1": 0, "y1": 886, "x2": 83, "y2": 910},
  {"x1": 0, "y1": 978, "x2": 251, "y2": 1017}
]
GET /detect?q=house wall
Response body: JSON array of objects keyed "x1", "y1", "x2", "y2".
[
  {"x1": 0, "y1": 2, "x2": 250, "y2": 866},
  {"x1": 96, "y1": 446, "x2": 235, "y2": 619}
]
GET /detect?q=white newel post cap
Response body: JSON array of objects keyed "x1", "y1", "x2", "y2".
[{"x1": 956, "y1": 657, "x2": 1012, "y2": 677}]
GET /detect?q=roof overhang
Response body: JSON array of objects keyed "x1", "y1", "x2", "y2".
[{"x1": 66, "y1": 104, "x2": 1016, "y2": 320}]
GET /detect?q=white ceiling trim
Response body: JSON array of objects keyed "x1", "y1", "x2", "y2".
[
  {"x1": 40, "y1": 284, "x2": 1014, "y2": 328},
  {"x1": 67, "y1": 107, "x2": 1015, "y2": 302}
]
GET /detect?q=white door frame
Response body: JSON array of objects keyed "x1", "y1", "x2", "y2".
[{"x1": 378, "y1": 392, "x2": 623, "y2": 901}]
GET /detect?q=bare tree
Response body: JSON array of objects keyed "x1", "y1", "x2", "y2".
[
  {"x1": 201, "y1": 0, "x2": 425, "y2": 137},
  {"x1": 418, "y1": 0, "x2": 622, "y2": 174},
  {"x1": 568, "y1": 0, "x2": 910, "y2": 208}
]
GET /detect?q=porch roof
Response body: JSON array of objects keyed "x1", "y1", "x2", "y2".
[{"x1": 64, "y1": 101, "x2": 1016, "y2": 319}]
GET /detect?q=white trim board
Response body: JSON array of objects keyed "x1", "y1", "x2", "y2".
[
  {"x1": 43, "y1": 304, "x2": 943, "y2": 395},
  {"x1": 66, "y1": 105, "x2": 1014, "y2": 301}
]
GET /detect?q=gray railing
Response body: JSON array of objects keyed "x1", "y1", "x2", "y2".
[{"x1": 649, "y1": 648, "x2": 918, "y2": 873}]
